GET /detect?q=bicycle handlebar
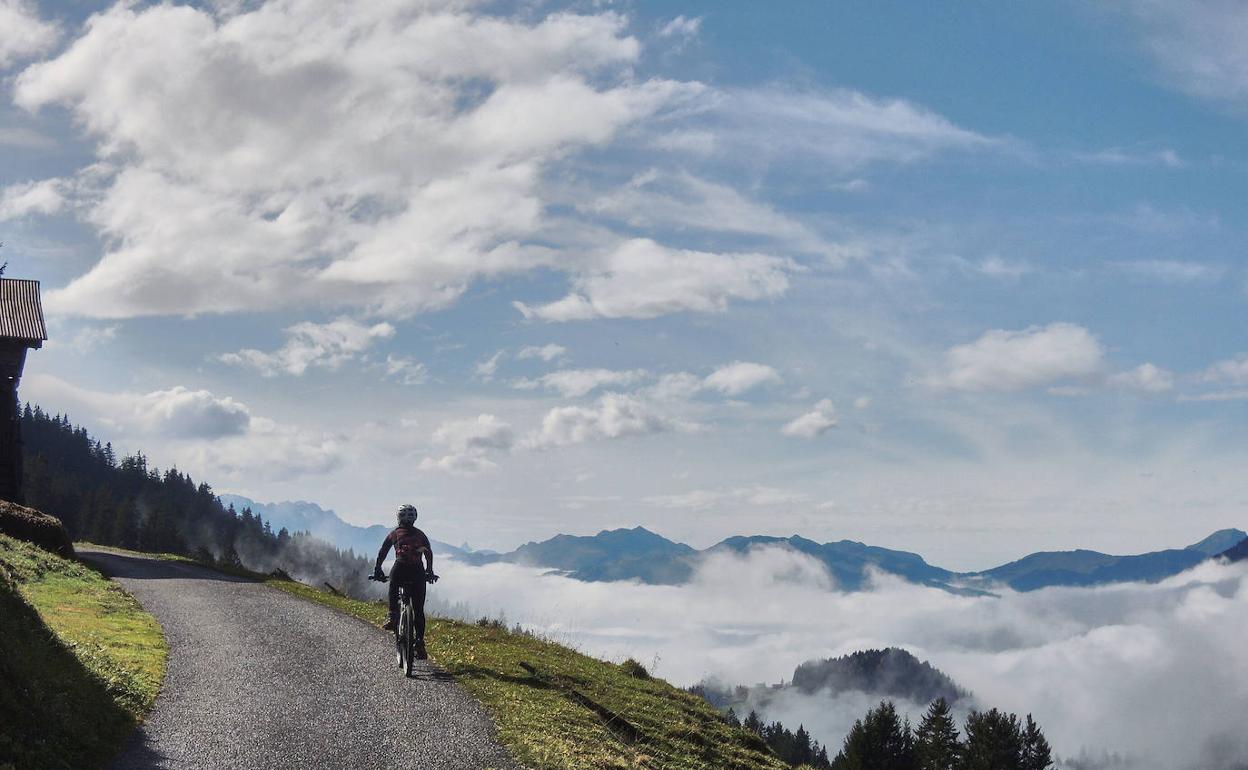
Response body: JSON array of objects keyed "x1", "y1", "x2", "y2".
[{"x1": 368, "y1": 572, "x2": 440, "y2": 584}]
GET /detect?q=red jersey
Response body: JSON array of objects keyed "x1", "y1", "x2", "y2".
[{"x1": 385, "y1": 526, "x2": 431, "y2": 567}]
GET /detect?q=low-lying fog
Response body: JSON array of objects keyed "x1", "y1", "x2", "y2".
[{"x1": 428, "y1": 546, "x2": 1248, "y2": 769}]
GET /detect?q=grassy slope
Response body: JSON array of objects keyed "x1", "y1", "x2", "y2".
[
  {"x1": 0, "y1": 534, "x2": 166, "y2": 770},
  {"x1": 268, "y1": 580, "x2": 785, "y2": 770},
  {"x1": 72, "y1": 544, "x2": 786, "y2": 769}
]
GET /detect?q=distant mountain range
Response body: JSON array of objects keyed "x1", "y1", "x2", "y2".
[
  {"x1": 221, "y1": 495, "x2": 1245, "y2": 593},
  {"x1": 218, "y1": 496, "x2": 474, "y2": 561}
]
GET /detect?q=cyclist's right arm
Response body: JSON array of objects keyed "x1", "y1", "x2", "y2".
[{"x1": 374, "y1": 534, "x2": 393, "y2": 576}]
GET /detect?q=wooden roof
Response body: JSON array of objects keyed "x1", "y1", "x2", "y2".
[{"x1": 0, "y1": 279, "x2": 48, "y2": 343}]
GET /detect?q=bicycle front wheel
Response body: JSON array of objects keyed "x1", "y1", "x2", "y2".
[{"x1": 402, "y1": 601, "x2": 415, "y2": 677}]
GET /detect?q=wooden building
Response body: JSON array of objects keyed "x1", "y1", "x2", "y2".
[{"x1": 0, "y1": 279, "x2": 47, "y2": 503}]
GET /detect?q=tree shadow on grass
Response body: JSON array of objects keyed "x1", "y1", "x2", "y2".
[{"x1": 0, "y1": 582, "x2": 142, "y2": 770}]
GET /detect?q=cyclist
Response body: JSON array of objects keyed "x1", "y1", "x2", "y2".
[{"x1": 373, "y1": 504, "x2": 437, "y2": 658}]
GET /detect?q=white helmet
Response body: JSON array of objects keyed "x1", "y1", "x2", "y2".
[{"x1": 396, "y1": 504, "x2": 418, "y2": 526}]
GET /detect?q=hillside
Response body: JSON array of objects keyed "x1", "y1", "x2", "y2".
[
  {"x1": 20, "y1": 408, "x2": 375, "y2": 598},
  {"x1": 790, "y1": 648, "x2": 967, "y2": 703},
  {"x1": 695, "y1": 647, "x2": 966, "y2": 713},
  {"x1": 260, "y1": 573, "x2": 790, "y2": 769},
  {"x1": 0, "y1": 530, "x2": 166, "y2": 769}
]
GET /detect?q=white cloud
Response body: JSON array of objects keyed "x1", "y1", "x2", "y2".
[
  {"x1": 514, "y1": 368, "x2": 648, "y2": 397},
  {"x1": 701, "y1": 361, "x2": 782, "y2": 396},
  {"x1": 514, "y1": 238, "x2": 794, "y2": 321},
  {"x1": 28, "y1": 375, "x2": 251, "y2": 439},
  {"x1": 434, "y1": 548, "x2": 1248, "y2": 770},
  {"x1": 0, "y1": 178, "x2": 67, "y2": 219},
  {"x1": 516, "y1": 343, "x2": 568, "y2": 362},
  {"x1": 135, "y1": 386, "x2": 252, "y2": 439},
  {"x1": 663, "y1": 86, "x2": 994, "y2": 171},
  {"x1": 24, "y1": 374, "x2": 341, "y2": 482},
  {"x1": 926, "y1": 323, "x2": 1105, "y2": 392},
  {"x1": 781, "y1": 399, "x2": 838, "y2": 438},
  {"x1": 475, "y1": 350, "x2": 505, "y2": 382},
  {"x1": 383, "y1": 355, "x2": 428, "y2": 386},
  {"x1": 218, "y1": 317, "x2": 395, "y2": 377},
  {"x1": 1117, "y1": 0, "x2": 1248, "y2": 108},
  {"x1": 1107, "y1": 363, "x2": 1176, "y2": 393},
  {"x1": 658, "y1": 15, "x2": 702, "y2": 40},
  {"x1": 582, "y1": 170, "x2": 833, "y2": 258},
  {"x1": 0, "y1": 0, "x2": 59, "y2": 69},
  {"x1": 1202, "y1": 354, "x2": 1248, "y2": 385},
  {"x1": 419, "y1": 414, "x2": 514, "y2": 475},
  {"x1": 524, "y1": 393, "x2": 689, "y2": 448},
  {"x1": 18, "y1": 1, "x2": 698, "y2": 319}
]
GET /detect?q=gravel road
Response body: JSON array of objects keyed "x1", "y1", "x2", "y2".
[{"x1": 81, "y1": 549, "x2": 520, "y2": 770}]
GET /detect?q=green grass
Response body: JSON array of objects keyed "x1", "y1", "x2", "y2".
[
  {"x1": 0, "y1": 534, "x2": 167, "y2": 770},
  {"x1": 67, "y1": 543, "x2": 787, "y2": 769},
  {"x1": 267, "y1": 579, "x2": 786, "y2": 770}
]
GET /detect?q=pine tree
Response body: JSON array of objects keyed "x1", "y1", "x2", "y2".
[
  {"x1": 962, "y1": 709, "x2": 1023, "y2": 770},
  {"x1": 914, "y1": 698, "x2": 961, "y2": 770},
  {"x1": 743, "y1": 710, "x2": 764, "y2": 735},
  {"x1": 725, "y1": 707, "x2": 741, "y2": 727},
  {"x1": 831, "y1": 701, "x2": 914, "y2": 770},
  {"x1": 1020, "y1": 715, "x2": 1052, "y2": 770}
]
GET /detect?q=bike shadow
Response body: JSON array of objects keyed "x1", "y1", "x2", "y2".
[{"x1": 406, "y1": 664, "x2": 455, "y2": 683}]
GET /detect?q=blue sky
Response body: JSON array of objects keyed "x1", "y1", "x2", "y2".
[{"x1": 2, "y1": 0, "x2": 1247, "y2": 568}]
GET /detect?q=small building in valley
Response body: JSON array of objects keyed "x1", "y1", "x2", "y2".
[{"x1": 0, "y1": 279, "x2": 47, "y2": 503}]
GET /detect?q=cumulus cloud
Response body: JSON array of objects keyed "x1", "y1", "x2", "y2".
[
  {"x1": 19, "y1": 1, "x2": 697, "y2": 319},
  {"x1": 0, "y1": 0, "x2": 59, "y2": 68},
  {"x1": 1115, "y1": 0, "x2": 1248, "y2": 108},
  {"x1": 218, "y1": 317, "x2": 395, "y2": 376},
  {"x1": 24, "y1": 374, "x2": 338, "y2": 482},
  {"x1": 419, "y1": 414, "x2": 514, "y2": 475},
  {"x1": 434, "y1": 546, "x2": 1248, "y2": 770},
  {"x1": 524, "y1": 392, "x2": 689, "y2": 448},
  {"x1": 513, "y1": 238, "x2": 794, "y2": 321},
  {"x1": 134, "y1": 387, "x2": 252, "y2": 439},
  {"x1": 516, "y1": 343, "x2": 568, "y2": 362},
  {"x1": 782, "y1": 398, "x2": 838, "y2": 438},
  {"x1": 1203, "y1": 354, "x2": 1248, "y2": 385},
  {"x1": 1106, "y1": 363, "x2": 1176, "y2": 393},
  {"x1": 701, "y1": 361, "x2": 782, "y2": 396},
  {"x1": 0, "y1": 178, "x2": 68, "y2": 219},
  {"x1": 926, "y1": 323, "x2": 1105, "y2": 392},
  {"x1": 513, "y1": 367, "x2": 648, "y2": 397}
]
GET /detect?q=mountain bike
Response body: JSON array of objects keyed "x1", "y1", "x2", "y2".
[{"x1": 369, "y1": 572, "x2": 438, "y2": 677}]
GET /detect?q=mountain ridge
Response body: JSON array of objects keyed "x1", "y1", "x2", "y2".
[{"x1": 222, "y1": 495, "x2": 1245, "y2": 593}]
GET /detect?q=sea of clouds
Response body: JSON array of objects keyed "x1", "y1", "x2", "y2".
[{"x1": 428, "y1": 545, "x2": 1248, "y2": 769}]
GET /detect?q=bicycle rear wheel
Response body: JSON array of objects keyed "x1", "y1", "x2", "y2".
[{"x1": 402, "y1": 598, "x2": 415, "y2": 677}]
